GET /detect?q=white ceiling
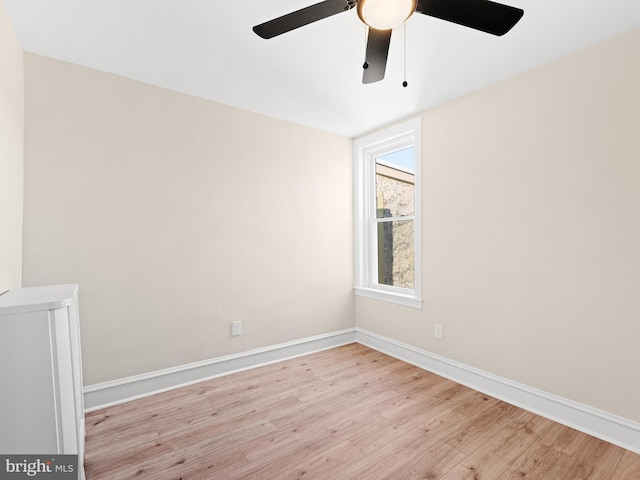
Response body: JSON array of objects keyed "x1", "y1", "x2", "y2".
[{"x1": 5, "y1": 0, "x2": 640, "y2": 137}]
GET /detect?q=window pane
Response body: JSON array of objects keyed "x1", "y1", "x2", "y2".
[
  {"x1": 376, "y1": 147, "x2": 415, "y2": 218},
  {"x1": 377, "y1": 147, "x2": 415, "y2": 173},
  {"x1": 376, "y1": 219, "x2": 414, "y2": 289}
]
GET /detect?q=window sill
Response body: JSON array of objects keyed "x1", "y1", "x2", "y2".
[{"x1": 354, "y1": 287, "x2": 423, "y2": 309}]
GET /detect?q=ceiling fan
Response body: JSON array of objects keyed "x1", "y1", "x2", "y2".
[{"x1": 253, "y1": 0, "x2": 524, "y2": 84}]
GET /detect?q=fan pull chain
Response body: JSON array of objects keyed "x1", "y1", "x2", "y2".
[
  {"x1": 362, "y1": 25, "x2": 369, "y2": 70},
  {"x1": 402, "y1": 21, "x2": 408, "y2": 87}
]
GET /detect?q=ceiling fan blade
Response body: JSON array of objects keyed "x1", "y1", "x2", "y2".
[
  {"x1": 362, "y1": 28, "x2": 392, "y2": 84},
  {"x1": 416, "y1": 0, "x2": 523, "y2": 36},
  {"x1": 253, "y1": 0, "x2": 353, "y2": 39}
]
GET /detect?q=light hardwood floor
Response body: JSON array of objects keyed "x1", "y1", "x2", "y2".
[{"x1": 85, "y1": 343, "x2": 640, "y2": 479}]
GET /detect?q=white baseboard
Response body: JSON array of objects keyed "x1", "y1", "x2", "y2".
[
  {"x1": 83, "y1": 326, "x2": 640, "y2": 454},
  {"x1": 355, "y1": 327, "x2": 640, "y2": 454},
  {"x1": 83, "y1": 328, "x2": 357, "y2": 411}
]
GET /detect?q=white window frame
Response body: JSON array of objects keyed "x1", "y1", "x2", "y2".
[{"x1": 353, "y1": 118, "x2": 422, "y2": 309}]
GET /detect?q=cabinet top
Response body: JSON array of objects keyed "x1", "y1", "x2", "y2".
[{"x1": 0, "y1": 284, "x2": 79, "y2": 316}]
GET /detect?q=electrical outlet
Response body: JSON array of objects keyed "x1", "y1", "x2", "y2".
[
  {"x1": 434, "y1": 323, "x2": 443, "y2": 339},
  {"x1": 231, "y1": 321, "x2": 242, "y2": 336}
]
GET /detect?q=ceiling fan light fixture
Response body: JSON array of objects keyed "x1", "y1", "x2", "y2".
[{"x1": 357, "y1": 0, "x2": 417, "y2": 30}]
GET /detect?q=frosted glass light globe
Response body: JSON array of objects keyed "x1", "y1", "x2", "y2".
[{"x1": 357, "y1": 0, "x2": 417, "y2": 30}]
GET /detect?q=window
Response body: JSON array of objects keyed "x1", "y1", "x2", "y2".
[{"x1": 353, "y1": 118, "x2": 422, "y2": 308}]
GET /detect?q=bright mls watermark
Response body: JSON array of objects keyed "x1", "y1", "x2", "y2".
[{"x1": 0, "y1": 456, "x2": 77, "y2": 479}]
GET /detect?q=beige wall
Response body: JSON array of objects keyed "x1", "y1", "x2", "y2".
[
  {"x1": 18, "y1": 15, "x2": 639, "y2": 422},
  {"x1": 23, "y1": 54, "x2": 354, "y2": 384},
  {"x1": 0, "y1": 0, "x2": 23, "y2": 292},
  {"x1": 356, "y1": 28, "x2": 640, "y2": 422}
]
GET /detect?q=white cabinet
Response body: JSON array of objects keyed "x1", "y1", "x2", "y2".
[{"x1": 0, "y1": 284, "x2": 85, "y2": 477}]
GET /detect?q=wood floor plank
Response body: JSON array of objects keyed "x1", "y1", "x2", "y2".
[
  {"x1": 440, "y1": 400, "x2": 522, "y2": 455},
  {"x1": 500, "y1": 443, "x2": 569, "y2": 480},
  {"x1": 337, "y1": 422, "x2": 452, "y2": 480},
  {"x1": 379, "y1": 438, "x2": 464, "y2": 480},
  {"x1": 439, "y1": 409, "x2": 540, "y2": 480},
  {"x1": 84, "y1": 413, "x2": 159, "y2": 457},
  {"x1": 281, "y1": 439, "x2": 366, "y2": 480},
  {"x1": 159, "y1": 412, "x2": 277, "y2": 457},
  {"x1": 146, "y1": 444, "x2": 248, "y2": 480},
  {"x1": 613, "y1": 450, "x2": 640, "y2": 479},
  {"x1": 224, "y1": 418, "x2": 369, "y2": 480},
  {"x1": 349, "y1": 399, "x2": 448, "y2": 455},
  {"x1": 269, "y1": 380, "x2": 397, "y2": 428},
  {"x1": 87, "y1": 442, "x2": 186, "y2": 480},
  {"x1": 238, "y1": 402, "x2": 374, "y2": 464},
  {"x1": 152, "y1": 395, "x2": 220, "y2": 437},
  {"x1": 562, "y1": 436, "x2": 627, "y2": 480},
  {"x1": 84, "y1": 343, "x2": 640, "y2": 479},
  {"x1": 539, "y1": 420, "x2": 590, "y2": 456}
]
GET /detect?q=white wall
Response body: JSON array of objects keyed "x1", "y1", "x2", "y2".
[
  {"x1": 356, "y1": 28, "x2": 640, "y2": 422},
  {"x1": 23, "y1": 54, "x2": 354, "y2": 385},
  {"x1": 0, "y1": 0, "x2": 23, "y2": 292}
]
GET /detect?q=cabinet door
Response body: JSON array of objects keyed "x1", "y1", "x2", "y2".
[
  {"x1": 0, "y1": 310, "x2": 58, "y2": 453},
  {"x1": 51, "y1": 306, "x2": 80, "y2": 454},
  {"x1": 67, "y1": 296, "x2": 86, "y2": 462}
]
